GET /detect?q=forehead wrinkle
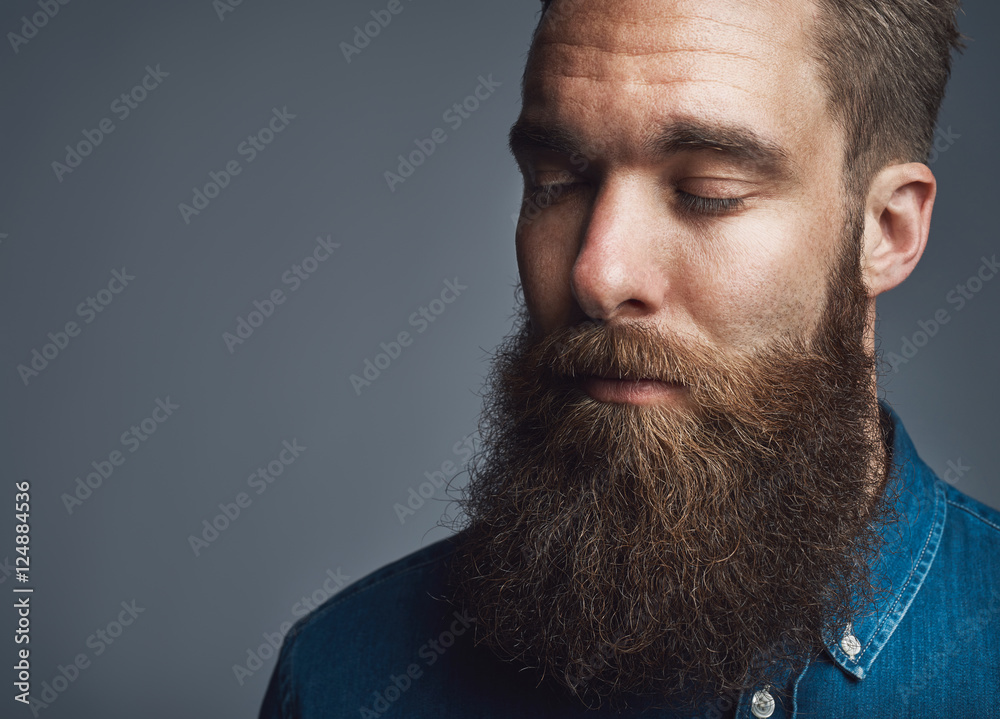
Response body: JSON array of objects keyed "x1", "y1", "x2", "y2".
[
  {"x1": 667, "y1": 13, "x2": 776, "y2": 42},
  {"x1": 527, "y1": 67, "x2": 764, "y2": 96},
  {"x1": 533, "y1": 40, "x2": 768, "y2": 67}
]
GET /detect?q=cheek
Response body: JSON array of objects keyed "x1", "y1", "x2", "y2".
[
  {"x1": 679, "y1": 217, "x2": 831, "y2": 347},
  {"x1": 515, "y1": 219, "x2": 579, "y2": 329}
]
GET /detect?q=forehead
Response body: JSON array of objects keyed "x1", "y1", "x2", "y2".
[{"x1": 523, "y1": 0, "x2": 839, "y2": 167}]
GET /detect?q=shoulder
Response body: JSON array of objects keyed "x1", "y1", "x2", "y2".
[
  {"x1": 259, "y1": 533, "x2": 471, "y2": 717},
  {"x1": 904, "y1": 481, "x2": 1000, "y2": 703},
  {"x1": 919, "y1": 479, "x2": 1000, "y2": 630},
  {"x1": 296, "y1": 533, "x2": 461, "y2": 632},
  {"x1": 286, "y1": 532, "x2": 463, "y2": 649},
  {"x1": 940, "y1": 480, "x2": 1000, "y2": 556},
  {"x1": 942, "y1": 481, "x2": 1000, "y2": 535},
  {"x1": 938, "y1": 481, "x2": 1000, "y2": 591}
]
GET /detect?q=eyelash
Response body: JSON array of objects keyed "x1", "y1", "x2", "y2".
[
  {"x1": 525, "y1": 181, "x2": 584, "y2": 207},
  {"x1": 523, "y1": 182, "x2": 746, "y2": 216},
  {"x1": 675, "y1": 191, "x2": 745, "y2": 216}
]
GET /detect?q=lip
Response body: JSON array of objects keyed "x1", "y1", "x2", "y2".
[{"x1": 580, "y1": 375, "x2": 686, "y2": 405}]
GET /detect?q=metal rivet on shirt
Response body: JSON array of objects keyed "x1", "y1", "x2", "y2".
[
  {"x1": 751, "y1": 686, "x2": 775, "y2": 718},
  {"x1": 841, "y1": 624, "x2": 861, "y2": 659}
]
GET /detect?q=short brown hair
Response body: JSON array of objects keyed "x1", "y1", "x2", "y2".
[{"x1": 531, "y1": 0, "x2": 966, "y2": 203}]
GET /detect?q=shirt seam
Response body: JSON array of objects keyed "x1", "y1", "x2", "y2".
[
  {"x1": 869, "y1": 479, "x2": 943, "y2": 646},
  {"x1": 839, "y1": 478, "x2": 944, "y2": 678},
  {"x1": 790, "y1": 654, "x2": 813, "y2": 718}
]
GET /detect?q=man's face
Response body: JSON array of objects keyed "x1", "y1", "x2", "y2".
[{"x1": 512, "y1": 0, "x2": 855, "y2": 396}]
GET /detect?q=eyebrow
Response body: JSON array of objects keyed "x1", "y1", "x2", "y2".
[{"x1": 508, "y1": 117, "x2": 795, "y2": 180}]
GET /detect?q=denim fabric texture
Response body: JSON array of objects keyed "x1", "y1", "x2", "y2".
[{"x1": 258, "y1": 401, "x2": 1000, "y2": 718}]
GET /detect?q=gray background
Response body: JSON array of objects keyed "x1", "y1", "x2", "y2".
[{"x1": 0, "y1": 0, "x2": 995, "y2": 716}]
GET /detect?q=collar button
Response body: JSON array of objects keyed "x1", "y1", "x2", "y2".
[
  {"x1": 751, "y1": 686, "x2": 775, "y2": 718},
  {"x1": 840, "y1": 624, "x2": 861, "y2": 659}
]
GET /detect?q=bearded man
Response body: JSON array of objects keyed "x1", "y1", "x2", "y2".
[{"x1": 259, "y1": 0, "x2": 1000, "y2": 717}]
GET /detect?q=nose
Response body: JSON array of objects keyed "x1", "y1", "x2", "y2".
[{"x1": 571, "y1": 176, "x2": 668, "y2": 322}]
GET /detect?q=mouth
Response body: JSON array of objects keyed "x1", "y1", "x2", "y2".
[{"x1": 579, "y1": 374, "x2": 686, "y2": 405}]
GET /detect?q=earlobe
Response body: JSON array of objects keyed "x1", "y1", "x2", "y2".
[{"x1": 861, "y1": 162, "x2": 936, "y2": 297}]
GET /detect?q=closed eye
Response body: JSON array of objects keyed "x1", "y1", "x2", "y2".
[
  {"x1": 676, "y1": 190, "x2": 745, "y2": 216},
  {"x1": 524, "y1": 179, "x2": 589, "y2": 208}
]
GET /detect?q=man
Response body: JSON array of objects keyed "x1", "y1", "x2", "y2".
[{"x1": 259, "y1": 0, "x2": 1000, "y2": 716}]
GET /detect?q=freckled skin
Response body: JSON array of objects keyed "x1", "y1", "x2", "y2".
[{"x1": 514, "y1": 0, "x2": 871, "y2": 359}]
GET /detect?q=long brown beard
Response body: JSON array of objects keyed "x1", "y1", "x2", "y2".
[{"x1": 447, "y1": 204, "x2": 899, "y2": 710}]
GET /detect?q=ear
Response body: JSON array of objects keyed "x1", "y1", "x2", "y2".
[{"x1": 860, "y1": 162, "x2": 936, "y2": 298}]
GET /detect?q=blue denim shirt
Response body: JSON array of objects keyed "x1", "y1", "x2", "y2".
[{"x1": 258, "y1": 402, "x2": 1000, "y2": 718}]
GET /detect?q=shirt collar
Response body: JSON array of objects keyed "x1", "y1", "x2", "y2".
[{"x1": 820, "y1": 400, "x2": 947, "y2": 679}]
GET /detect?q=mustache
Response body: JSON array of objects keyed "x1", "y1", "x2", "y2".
[{"x1": 530, "y1": 320, "x2": 738, "y2": 388}]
